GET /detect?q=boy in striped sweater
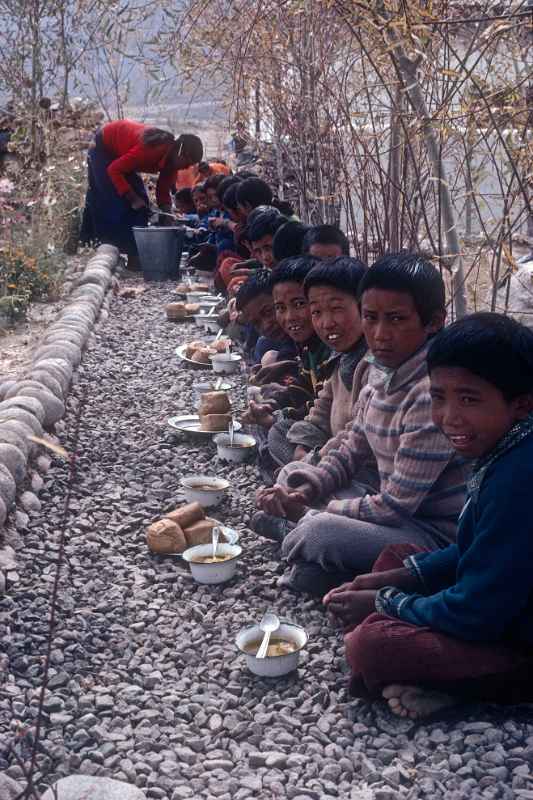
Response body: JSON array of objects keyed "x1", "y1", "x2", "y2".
[{"x1": 256, "y1": 253, "x2": 467, "y2": 595}]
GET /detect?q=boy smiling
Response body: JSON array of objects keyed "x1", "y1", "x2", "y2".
[
  {"x1": 326, "y1": 313, "x2": 533, "y2": 718},
  {"x1": 256, "y1": 252, "x2": 467, "y2": 594}
]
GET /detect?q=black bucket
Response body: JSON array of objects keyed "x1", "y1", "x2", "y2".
[{"x1": 133, "y1": 226, "x2": 186, "y2": 281}]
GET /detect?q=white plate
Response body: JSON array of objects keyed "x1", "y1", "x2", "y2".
[
  {"x1": 167, "y1": 414, "x2": 242, "y2": 438},
  {"x1": 175, "y1": 343, "x2": 213, "y2": 369}
]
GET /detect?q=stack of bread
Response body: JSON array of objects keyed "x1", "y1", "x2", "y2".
[
  {"x1": 198, "y1": 390, "x2": 231, "y2": 431},
  {"x1": 166, "y1": 302, "x2": 201, "y2": 321},
  {"x1": 146, "y1": 502, "x2": 223, "y2": 554},
  {"x1": 184, "y1": 338, "x2": 231, "y2": 363}
]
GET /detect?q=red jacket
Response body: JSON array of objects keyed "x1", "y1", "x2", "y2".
[{"x1": 102, "y1": 120, "x2": 177, "y2": 207}]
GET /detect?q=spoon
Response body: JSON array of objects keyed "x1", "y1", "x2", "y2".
[
  {"x1": 215, "y1": 377, "x2": 223, "y2": 390},
  {"x1": 229, "y1": 417, "x2": 235, "y2": 447},
  {"x1": 211, "y1": 525, "x2": 221, "y2": 561},
  {"x1": 214, "y1": 329, "x2": 224, "y2": 343},
  {"x1": 207, "y1": 304, "x2": 216, "y2": 316},
  {"x1": 256, "y1": 612, "x2": 280, "y2": 660}
]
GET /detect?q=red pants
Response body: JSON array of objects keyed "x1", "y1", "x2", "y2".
[{"x1": 345, "y1": 544, "x2": 533, "y2": 703}]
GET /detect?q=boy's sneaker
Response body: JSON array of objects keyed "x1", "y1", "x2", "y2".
[{"x1": 251, "y1": 511, "x2": 295, "y2": 543}]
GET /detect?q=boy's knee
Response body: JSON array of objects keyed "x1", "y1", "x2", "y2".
[
  {"x1": 345, "y1": 614, "x2": 394, "y2": 673},
  {"x1": 282, "y1": 512, "x2": 327, "y2": 563}
]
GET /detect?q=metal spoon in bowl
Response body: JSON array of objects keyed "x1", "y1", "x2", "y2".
[
  {"x1": 228, "y1": 417, "x2": 235, "y2": 447},
  {"x1": 211, "y1": 525, "x2": 221, "y2": 561},
  {"x1": 256, "y1": 612, "x2": 280, "y2": 660}
]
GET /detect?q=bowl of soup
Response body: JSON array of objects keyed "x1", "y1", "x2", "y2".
[
  {"x1": 180, "y1": 475, "x2": 230, "y2": 508},
  {"x1": 210, "y1": 352, "x2": 242, "y2": 375},
  {"x1": 213, "y1": 432, "x2": 256, "y2": 463},
  {"x1": 182, "y1": 542, "x2": 241, "y2": 584},
  {"x1": 235, "y1": 621, "x2": 308, "y2": 677}
]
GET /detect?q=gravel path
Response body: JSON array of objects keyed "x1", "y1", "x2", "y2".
[{"x1": 1, "y1": 277, "x2": 533, "y2": 800}]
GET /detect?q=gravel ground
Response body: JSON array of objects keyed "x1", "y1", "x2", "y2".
[{"x1": 1, "y1": 277, "x2": 533, "y2": 800}]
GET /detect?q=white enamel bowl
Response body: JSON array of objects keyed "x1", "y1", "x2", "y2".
[
  {"x1": 235, "y1": 622, "x2": 308, "y2": 677},
  {"x1": 182, "y1": 543, "x2": 241, "y2": 584},
  {"x1": 213, "y1": 432, "x2": 256, "y2": 463},
  {"x1": 180, "y1": 475, "x2": 230, "y2": 508},
  {"x1": 210, "y1": 353, "x2": 242, "y2": 375}
]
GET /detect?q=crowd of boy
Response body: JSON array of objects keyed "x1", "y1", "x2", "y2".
[{"x1": 170, "y1": 166, "x2": 533, "y2": 720}]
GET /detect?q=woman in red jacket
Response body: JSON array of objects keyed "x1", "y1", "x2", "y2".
[{"x1": 80, "y1": 120, "x2": 203, "y2": 267}]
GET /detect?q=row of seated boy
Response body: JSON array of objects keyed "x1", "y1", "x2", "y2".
[{"x1": 172, "y1": 173, "x2": 533, "y2": 720}]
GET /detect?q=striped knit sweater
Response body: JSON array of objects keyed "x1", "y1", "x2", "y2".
[{"x1": 286, "y1": 344, "x2": 467, "y2": 542}]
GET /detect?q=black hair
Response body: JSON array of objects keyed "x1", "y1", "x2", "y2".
[
  {"x1": 427, "y1": 312, "x2": 533, "y2": 401},
  {"x1": 303, "y1": 256, "x2": 367, "y2": 298},
  {"x1": 204, "y1": 173, "x2": 225, "y2": 191},
  {"x1": 235, "y1": 269, "x2": 273, "y2": 312},
  {"x1": 236, "y1": 177, "x2": 273, "y2": 210},
  {"x1": 191, "y1": 183, "x2": 206, "y2": 195},
  {"x1": 247, "y1": 209, "x2": 288, "y2": 243},
  {"x1": 142, "y1": 127, "x2": 174, "y2": 147},
  {"x1": 235, "y1": 170, "x2": 258, "y2": 179},
  {"x1": 358, "y1": 252, "x2": 445, "y2": 325},
  {"x1": 175, "y1": 187, "x2": 193, "y2": 205},
  {"x1": 175, "y1": 133, "x2": 203, "y2": 163},
  {"x1": 270, "y1": 256, "x2": 320, "y2": 288},
  {"x1": 272, "y1": 221, "x2": 310, "y2": 261},
  {"x1": 198, "y1": 161, "x2": 210, "y2": 171},
  {"x1": 302, "y1": 224, "x2": 350, "y2": 256},
  {"x1": 222, "y1": 183, "x2": 240, "y2": 211},
  {"x1": 216, "y1": 175, "x2": 241, "y2": 201}
]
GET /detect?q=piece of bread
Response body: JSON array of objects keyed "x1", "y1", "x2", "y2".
[
  {"x1": 185, "y1": 340, "x2": 206, "y2": 358},
  {"x1": 185, "y1": 303, "x2": 201, "y2": 314},
  {"x1": 213, "y1": 339, "x2": 231, "y2": 353},
  {"x1": 165, "y1": 501, "x2": 205, "y2": 529},
  {"x1": 146, "y1": 518, "x2": 187, "y2": 554},
  {"x1": 193, "y1": 283, "x2": 209, "y2": 292},
  {"x1": 199, "y1": 391, "x2": 231, "y2": 415},
  {"x1": 199, "y1": 412, "x2": 231, "y2": 431},
  {"x1": 184, "y1": 518, "x2": 216, "y2": 547},
  {"x1": 191, "y1": 346, "x2": 213, "y2": 364},
  {"x1": 166, "y1": 302, "x2": 187, "y2": 319}
]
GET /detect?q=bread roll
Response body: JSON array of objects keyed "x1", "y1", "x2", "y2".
[
  {"x1": 191, "y1": 347, "x2": 212, "y2": 364},
  {"x1": 165, "y1": 501, "x2": 205, "y2": 529},
  {"x1": 166, "y1": 302, "x2": 187, "y2": 319},
  {"x1": 199, "y1": 412, "x2": 231, "y2": 431},
  {"x1": 213, "y1": 339, "x2": 231, "y2": 353},
  {"x1": 146, "y1": 518, "x2": 187, "y2": 554},
  {"x1": 185, "y1": 340, "x2": 205, "y2": 358},
  {"x1": 193, "y1": 283, "x2": 209, "y2": 292},
  {"x1": 185, "y1": 303, "x2": 201, "y2": 314},
  {"x1": 200, "y1": 391, "x2": 231, "y2": 415},
  {"x1": 184, "y1": 518, "x2": 216, "y2": 547}
]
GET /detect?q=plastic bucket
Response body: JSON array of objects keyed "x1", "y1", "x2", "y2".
[{"x1": 133, "y1": 227, "x2": 185, "y2": 281}]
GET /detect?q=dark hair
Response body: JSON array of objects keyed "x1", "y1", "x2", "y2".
[
  {"x1": 272, "y1": 221, "x2": 310, "y2": 261},
  {"x1": 222, "y1": 183, "x2": 240, "y2": 212},
  {"x1": 204, "y1": 173, "x2": 225, "y2": 191},
  {"x1": 175, "y1": 187, "x2": 193, "y2": 205},
  {"x1": 175, "y1": 133, "x2": 203, "y2": 163},
  {"x1": 358, "y1": 252, "x2": 445, "y2": 325},
  {"x1": 216, "y1": 175, "x2": 241, "y2": 201},
  {"x1": 191, "y1": 183, "x2": 206, "y2": 195},
  {"x1": 235, "y1": 269, "x2": 273, "y2": 311},
  {"x1": 247, "y1": 209, "x2": 288, "y2": 243},
  {"x1": 304, "y1": 256, "x2": 367, "y2": 297},
  {"x1": 142, "y1": 127, "x2": 175, "y2": 147},
  {"x1": 302, "y1": 224, "x2": 350, "y2": 256},
  {"x1": 271, "y1": 256, "x2": 320, "y2": 288},
  {"x1": 236, "y1": 177, "x2": 273, "y2": 210},
  {"x1": 235, "y1": 170, "x2": 258, "y2": 179},
  {"x1": 427, "y1": 312, "x2": 533, "y2": 401},
  {"x1": 198, "y1": 161, "x2": 210, "y2": 172}
]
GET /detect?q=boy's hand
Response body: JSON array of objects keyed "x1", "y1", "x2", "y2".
[
  {"x1": 293, "y1": 445, "x2": 310, "y2": 461},
  {"x1": 242, "y1": 400, "x2": 275, "y2": 428},
  {"x1": 255, "y1": 485, "x2": 309, "y2": 521},
  {"x1": 353, "y1": 567, "x2": 419, "y2": 592},
  {"x1": 325, "y1": 589, "x2": 377, "y2": 628}
]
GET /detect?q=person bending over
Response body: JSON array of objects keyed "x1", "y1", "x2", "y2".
[
  {"x1": 325, "y1": 313, "x2": 533, "y2": 718},
  {"x1": 256, "y1": 252, "x2": 467, "y2": 595}
]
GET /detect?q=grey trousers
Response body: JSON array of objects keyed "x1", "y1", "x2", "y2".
[{"x1": 277, "y1": 462, "x2": 448, "y2": 596}]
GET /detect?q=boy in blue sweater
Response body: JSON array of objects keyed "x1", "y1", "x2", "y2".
[{"x1": 324, "y1": 313, "x2": 533, "y2": 718}]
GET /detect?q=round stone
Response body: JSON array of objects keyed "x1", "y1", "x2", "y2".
[
  {"x1": 24, "y1": 370, "x2": 64, "y2": 400},
  {"x1": 0, "y1": 428, "x2": 30, "y2": 458},
  {"x1": 0, "y1": 407, "x2": 44, "y2": 437},
  {"x1": 29, "y1": 359, "x2": 72, "y2": 395},
  {"x1": 0, "y1": 462, "x2": 16, "y2": 506},
  {"x1": 0, "y1": 380, "x2": 16, "y2": 401},
  {"x1": 33, "y1": 342, "x2": 82, "y2": 367},
  {"x1": 43, "y1": 330, "x2": 86, "y2": 349},
  {"x1": 0, "y1": 396, "x2": 46, "y2": 425},
  {"x1": 0, "y1": 443, "x2": 26, "y2": 482},
  {"x1": 8, "y1": 387, "x2": 64, "y2": 429},
  {"x1": 0, "y1": 420, "x2": 37, "y2": 454},
  {"x1": 0, "y1": 494, "x2": 6, "y2": 526}
]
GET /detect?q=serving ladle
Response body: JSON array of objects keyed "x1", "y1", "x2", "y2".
[{"x1": 256, "y1": 611, "x2": 280, "y2": 660}]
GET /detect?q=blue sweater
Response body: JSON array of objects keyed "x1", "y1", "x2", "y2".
[{"x1": 377, "y1": 426, "x2": 533, "y2": 645}]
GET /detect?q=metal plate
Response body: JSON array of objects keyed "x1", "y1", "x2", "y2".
[
  {"x1": 175, "y1": 343, "x2": 212, "y2": 369},
  {"x1": 167, "y1": 414, "x2": 242, "y2": 437}
]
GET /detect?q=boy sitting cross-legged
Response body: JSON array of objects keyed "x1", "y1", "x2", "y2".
[
  {"x1": 325, "y1": 313, "x2": 533, "y2": 718},
  {"x1": 256, "y1": 252, "x2": 467, "y2": 595}
]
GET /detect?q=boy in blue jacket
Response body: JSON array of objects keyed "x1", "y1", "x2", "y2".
[{"x1": 324, "y1": 312, "x2": 533, "y2": 718}]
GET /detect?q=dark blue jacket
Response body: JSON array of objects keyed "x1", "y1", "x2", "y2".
[{"x1": 377, "y1": 429, "x2": 533, "y2": 644}]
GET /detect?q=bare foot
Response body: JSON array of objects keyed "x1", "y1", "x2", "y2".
[{"x1": 382, "y1": 684, "x2": 459, "y2": 719}]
